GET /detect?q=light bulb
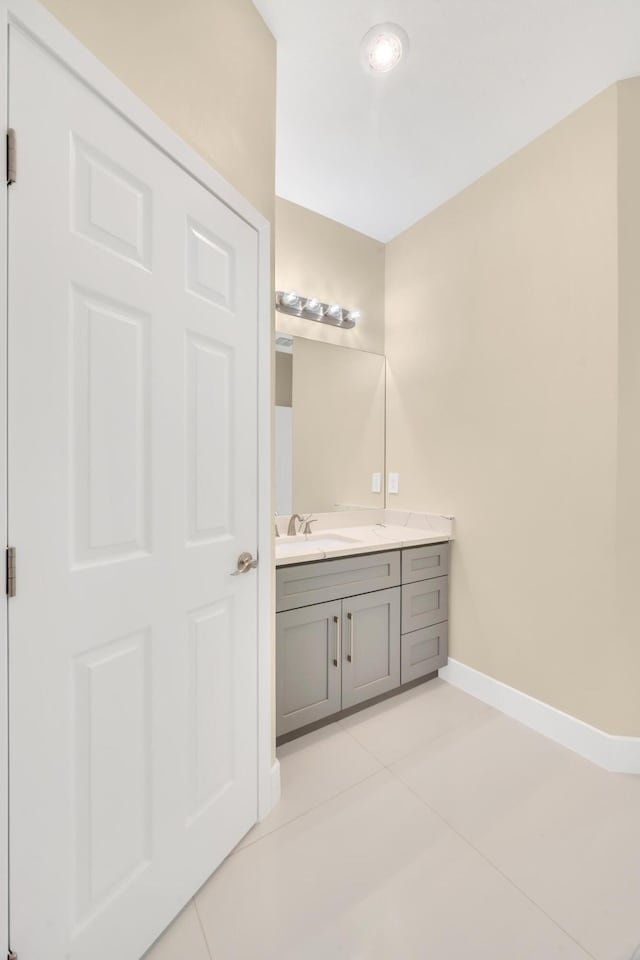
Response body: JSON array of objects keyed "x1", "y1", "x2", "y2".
[
  {"x1": 282, "y1": 291, "x2": 299, "y2": 307},
  {"x1": 369, "y1": 34, "x2": 401, "y2": 72},
  {"x1": 361, "y1": 23, "x2": 408, "y2": 75},
  {"x1": 347, "y1": 310, "x2": 361, "y2": 323},
  {"x1": 305, "y1": 297, "x2": 323, "y2": 315},
  {"x1": 325, "y1": 304, "x2": 342, "y2": 319}
]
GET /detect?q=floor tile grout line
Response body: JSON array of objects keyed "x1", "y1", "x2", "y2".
[
  {"x1": 192, "y1": 897, "x2": 214, "y2": 960},
  {"x1": 337, "y1": 699, "x2": 494, "y2": 769},
  {"x1": 386, "y1": 767, "x2": 599, "y2": 960},
  {"x1": 230, "y1": 767, "x2": 386, "y2": 856}
]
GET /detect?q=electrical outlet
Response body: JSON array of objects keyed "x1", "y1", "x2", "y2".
[
  {"x1": 388, "y1": 472, "x2": 400, "y2": 495},
  {"x1": 371, "y1": 472, "x2": 382, "y2": 494}
]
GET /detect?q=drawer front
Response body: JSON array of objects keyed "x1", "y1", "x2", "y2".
[
  {"x1": 276, "y1": 600, "x2": 342, "y2": 736},
  {"x1": 401, "y1": 576, "x2": 448, "y2": 633},
  {"x1": 276, "y1": 551, "x2": 401, "y2": 612},
  {"x1": 402, "y1": 542, "x2": 449, "y2": 584},
  {"x1": 341, "y1": 588, "x2": 401, "y2": 710},
  {"x1": 401, "y1": 622, "x2": 449, "y2": 684}
]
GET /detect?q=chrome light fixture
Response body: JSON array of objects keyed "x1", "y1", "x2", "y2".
[{"x1": 275, "y1": 291, "x2": 360, "y2": 329}]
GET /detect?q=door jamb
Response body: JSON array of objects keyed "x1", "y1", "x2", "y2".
[{"x1": 0, "y1": 0, "x2": 277, "y2": 953}]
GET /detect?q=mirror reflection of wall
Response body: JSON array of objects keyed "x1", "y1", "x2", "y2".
[
  {"x1": 274, "y1": 337, "x2": 294, "y2": 515},
  {"x1": 275, "y1": 334, "x2": 386, "y2": 516}
]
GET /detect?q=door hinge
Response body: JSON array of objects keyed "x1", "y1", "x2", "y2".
[
  {"x1": 6, "y1": 128, "x2": 16, "y2": 185},
  {"x1": 8, "y1": 950, "x2": 17, "y2": 960},
  {"x1": 6, "y1": 547, "x2": 16, "y2": 598}
]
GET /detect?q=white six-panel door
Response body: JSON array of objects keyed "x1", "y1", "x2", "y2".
[{"x1": 8, "y1": 23, "x2": 260, "y2": 960}]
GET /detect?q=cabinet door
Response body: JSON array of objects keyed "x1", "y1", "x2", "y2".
[
  {"x1": 342, "y1": 588, "x2": 400, "y2": 710},
  {"x1": 276, "y1": 600, "x2": 342, "y2": 736}
]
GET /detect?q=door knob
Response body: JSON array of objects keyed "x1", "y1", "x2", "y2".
[{"x1": 231, "y1": 551, "x2": 258, "y2": 576}]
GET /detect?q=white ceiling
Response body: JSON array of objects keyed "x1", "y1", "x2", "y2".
[{"x1": 253, "y1": 0, "x2": 640, "y2": 242}]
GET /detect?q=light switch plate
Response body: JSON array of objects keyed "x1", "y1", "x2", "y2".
[
  {"x1": 388, "y1": 472, "x2": 400, "y2": 495},
  {"x1": 371, "y1": 472, "x2": 382, "y2": 493}
]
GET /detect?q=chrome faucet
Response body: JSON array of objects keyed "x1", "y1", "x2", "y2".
[
  {"x1": 301, "y1": 516, "x2": 318, "y2": 535},
  {"x1": 287, "y1": 513, "x2": 304, "y2": 536}
]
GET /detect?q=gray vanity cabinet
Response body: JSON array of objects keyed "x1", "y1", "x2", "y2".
[
  {"x1": 276, "y1": 600, "x2": 342, "y2": 736},
  {"x1": 276, "y1": 542, "x2": 449, "y2": 739},
  {"x1": 341, "y1": 588, "x2": 400, "y2": 710}
]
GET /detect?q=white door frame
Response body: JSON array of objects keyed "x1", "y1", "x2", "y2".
[{"x1": 0, "y1": 1, "x2": 277, "y2": 953}]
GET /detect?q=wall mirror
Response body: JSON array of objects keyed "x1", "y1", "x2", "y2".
[{"x1": 275, "y1": 333, "x2": 386, "y2": 517}]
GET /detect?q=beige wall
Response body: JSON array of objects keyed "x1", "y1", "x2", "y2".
[
  {"x1": 386, "y1": 86, "x2": 631, "y2": 734},
  {"x1": 276, "y1": 198, "x2": 386, "y2": 355},
  {"x1": 40, "y1": 0, "x2": 276, "y2": 223},
  {"x1": 292, "y1": 339, "x2": 385, "y2": 513}
]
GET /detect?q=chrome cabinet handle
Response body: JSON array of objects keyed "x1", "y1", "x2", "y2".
[
  {"x1": 333, "y1": 615, "x2": 341, "y2": 667},
  {"x1": 231, "y1": 552, "x2": 258, "y2": 576},
  {"x1": 347, "y1": 612, "x2": 353, "y2": 662}
]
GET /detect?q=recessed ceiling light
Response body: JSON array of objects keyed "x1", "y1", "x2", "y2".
[{"x1": 361, "y1": 23, "x2": 409, "y2": 75}]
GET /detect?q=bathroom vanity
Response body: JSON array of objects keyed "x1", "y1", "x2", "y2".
[{"x1": 275, "y1": 523, "x2": 451, "y2": 741}]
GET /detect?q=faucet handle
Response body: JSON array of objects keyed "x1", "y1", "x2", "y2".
[{"x1": 302, "y1": 516, "x2": 318, "y2": 535}]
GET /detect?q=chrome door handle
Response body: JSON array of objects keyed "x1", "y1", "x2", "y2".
[
  {"x1": 347, "y1": 612, "x2": 353, "y2": 662},
  {"x1": 231, "y1": 552, "x2": 258, "y2": 576},
  {"x1": 333, "y1": 615, "x2": 341, "y2": 667}
]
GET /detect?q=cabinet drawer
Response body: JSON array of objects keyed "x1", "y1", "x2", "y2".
[
  {"x1": 276, "y1": 551, "x2": 400, "y2": 612},
  {"x1": 401, "y1": 622, "x2": 448, "y2": 684},
  {"x1": 276, "y1": 600, "x2": 342, "y2": 736},
  {"x1": 402, "y1": 542, "x2": 449, "y2": 584},
  {"x1": 401, "y1": 576, "x2": 448, "y2": 633}
]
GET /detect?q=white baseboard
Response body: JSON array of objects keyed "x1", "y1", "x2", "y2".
[{"x1": 439, "y1": 659, "x2": 640, "y2": 774}]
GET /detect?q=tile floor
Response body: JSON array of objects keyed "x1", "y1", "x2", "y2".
[{"x1": 145, "y1": 678, "x2": 640, "y2": 960}]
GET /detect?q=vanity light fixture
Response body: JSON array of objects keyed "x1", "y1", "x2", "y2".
[
  {"x1": 361, "y1": 23, "x2": 409, "y2": 75},
  {"x1": 275, "y1": 291, "x2": 360, "y2": 329}
]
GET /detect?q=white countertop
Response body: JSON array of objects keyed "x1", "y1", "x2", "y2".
[{"x1": 274, "y1": 510, "x2": 453, "y2": 566}]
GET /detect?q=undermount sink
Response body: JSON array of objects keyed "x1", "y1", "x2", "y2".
[{"x1": 275, "y1": 533, "x2": 360, "y2": 556}]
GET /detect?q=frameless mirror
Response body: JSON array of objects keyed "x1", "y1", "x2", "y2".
[{"x1": 275, "y1": 333, "x2": 386, "y2": 516}]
